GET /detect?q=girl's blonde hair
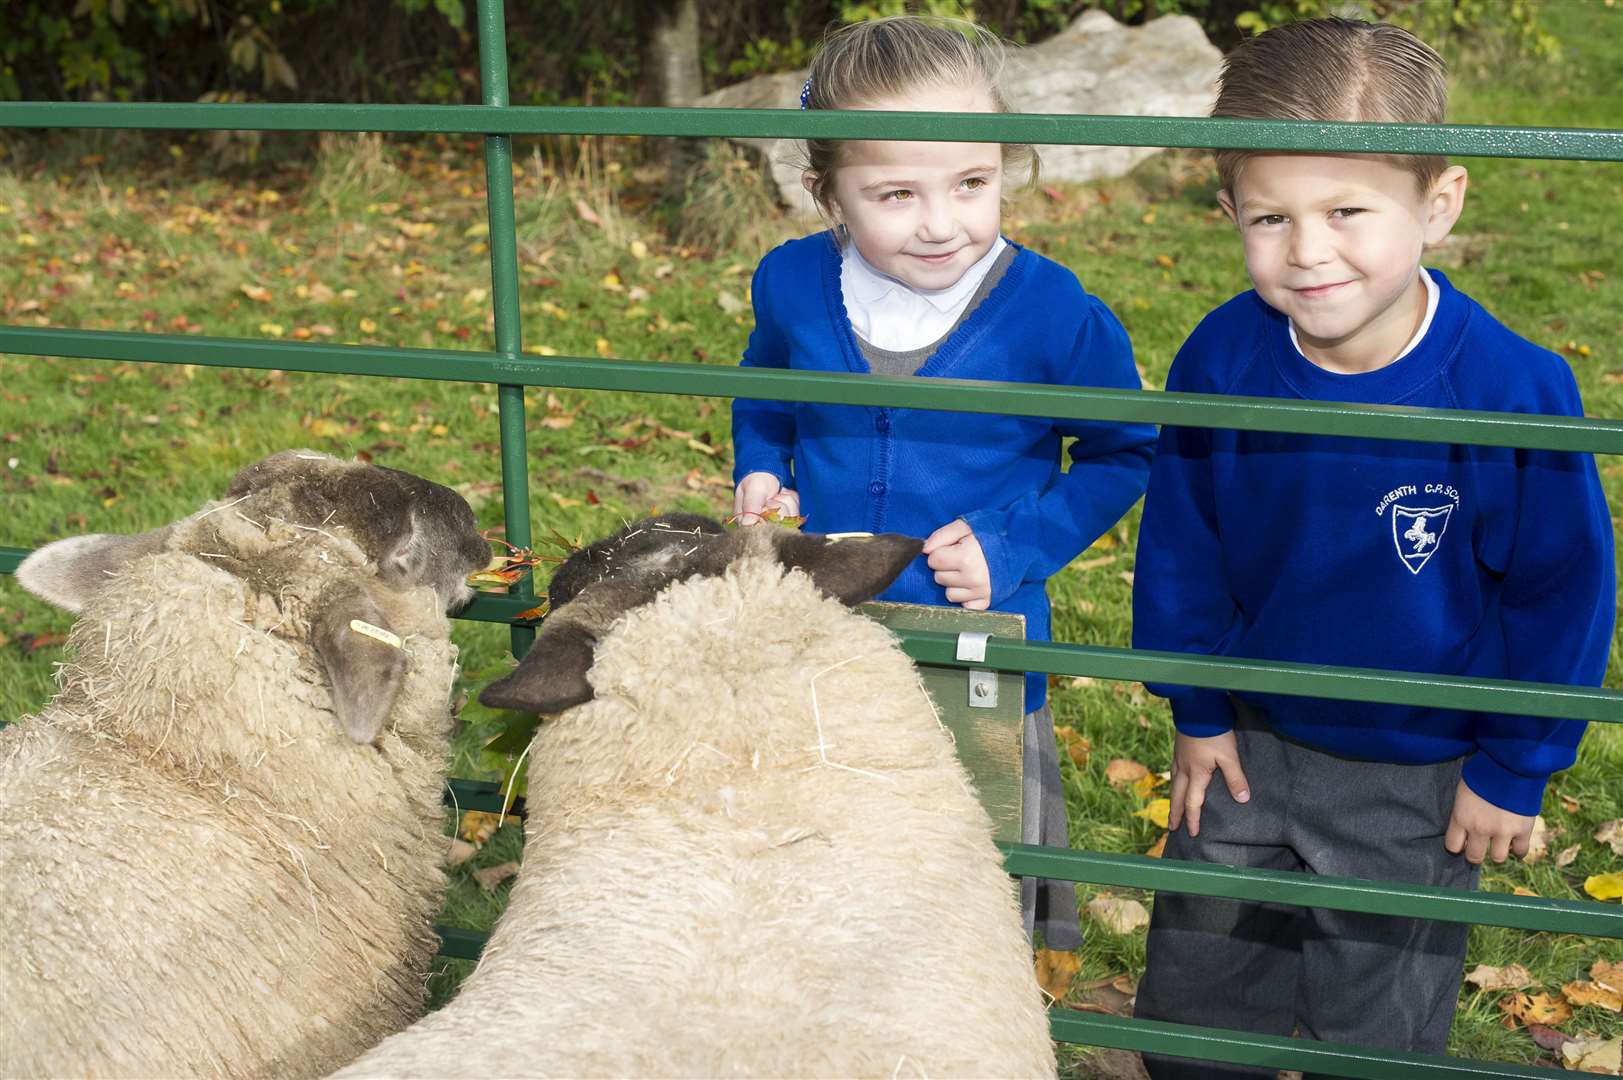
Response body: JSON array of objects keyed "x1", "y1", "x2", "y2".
[
  {"x1": 1213, "y1": 17, "x2": 1449, "y2": 193},
  {"x1": 799, "y1": 15, "x2": 1036, "y2": 213}
]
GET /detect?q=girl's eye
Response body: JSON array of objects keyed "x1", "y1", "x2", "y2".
[
  {"x1": 881, "y1": 189, "x2": 913, "y2": 202},
  {"x1": 961, "y1": 176, "x2": 987, "y2": 191}
]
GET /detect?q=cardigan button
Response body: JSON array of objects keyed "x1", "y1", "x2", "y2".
[
  {"x1": 874, "y1": 413, "x2": 890, "y2": 433},
  {"x1": 869, "y1": 481, "x2": 886, "y2": 496}
]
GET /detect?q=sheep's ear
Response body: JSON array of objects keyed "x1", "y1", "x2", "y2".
[
  {"x1": 477, "y1": 577, "x2": 655, "y2": 715},
  {"x1": 311, "y1": 581, "x2": 408, "y2": 744},
  {"x1": 478, "y1": 621, "x2": 598, "y2": 715},
  {"x1": 770, "y1": 531, "x2": 923, "y2": 605},
  {"x1": 15, "y1": 526, "x2": 175, "y2": 613}
]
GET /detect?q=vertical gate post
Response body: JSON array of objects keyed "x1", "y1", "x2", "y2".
[{"x1": 476, "y1": 0, "x2": 537, "y2": 657}]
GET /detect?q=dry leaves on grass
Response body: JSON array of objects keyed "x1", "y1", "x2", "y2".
[
  {"x1": 1034, "y1": 947, "x2": 1081, "y2": 1004},
  {"x1": 1558, "y1": 843, "x2": 1583, "y2": 868},
  {"x1": 1465, "y1": 963, "x2": 1534, "y2": 992},
  {"x1": 1500, "y1": 991, "x2": 1575, "y2": 1029},
  {"x1": 1054, "y1": 725, "x2": 1091, "y2": 769},
  {"x1": 1596, "y1": 819, "x2": 1623, "y2": 856},
  {"x1": 1560, "y1": 1035, "x2": 1621, "y2": 1074},
  {"x1": 1562, "y1": 980, "x2": 1623, "y2": 1013},
  {"x1": 1524, "y1": 815, "x2": 1552, "y2": 864},
  {"x1": 473, "y1": 861, "x2": 520, "y2": 892},
  {"x1": 1134, "y1": 798, "x2": 1171, "y2": 829},
  {"x1": 1105, "y1": 758, "x2": 1149, "y2": 788},
  {"x1": 1144, "y1": 833, "x2": 1168, "y2": 858},
  {"x1": 1086, "y1": 896, "x2": 1151, "y2": 935},
  {"x1": 1584, "y1": 872, "x2": 1623, "y2": 901}
]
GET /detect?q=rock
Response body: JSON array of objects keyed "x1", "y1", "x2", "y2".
[{"x1": 692, "y1": 12, "x2": 1222, "y2": 218}]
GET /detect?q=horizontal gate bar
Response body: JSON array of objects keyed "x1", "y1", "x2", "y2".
[
  {"x1": 1, "y1": 102, "x2": 1620, "y2": 161},
  {"x1": 1000, "y1": 843, "x2": 1623, "y2": 938},
  {"x1": 1048, "y1": 1011, "x2": 1559, "y2": 1079},
  {"x1": 3, "y1": 328, "x2": 1620, "y2": 454},
  {"x1": 4, "y1": 550, "x2": 1617, "y2": 722}
]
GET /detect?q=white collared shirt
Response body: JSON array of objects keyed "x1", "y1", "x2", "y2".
[
  {"x1": 1288, "y1": 267, "x2": 1440, "y2": 368},
  {"x1": 841, "y1": 236, "x2": 1009, "y2": 353}
]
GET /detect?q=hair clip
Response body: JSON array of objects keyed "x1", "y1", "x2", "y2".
[{"x1": 799, "y1": 76, "x2": 813, "y2": 110}]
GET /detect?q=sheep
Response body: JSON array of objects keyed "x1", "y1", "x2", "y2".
[
  {"x1": 0, "y1": 449, "x2": 491, "y2": 1079},
  {"x1": 335, "y1": 517, "x2": 1058, "y2": 1079}
]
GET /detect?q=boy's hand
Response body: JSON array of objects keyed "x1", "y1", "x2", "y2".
[
  {"x1": 1169, "y1": 730, "x2": 1251, "y2": 838},
  {"x1": 922, "y1": 519, "x2": 991, "y2": 610},
  {"x1": 733, "y1": 472, "x2": 799, "y2": 525},
  {"x1": 1445, "y1": 780, "x2": 1536, "y2": 864}
]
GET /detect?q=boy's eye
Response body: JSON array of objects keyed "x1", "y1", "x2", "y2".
[
  {"x1": 1250, "y1": 214, "x2": 1287, "y2": 227},
  {"x1": 1330, "y1": 207, "x2": 1366, "y2": 219}
]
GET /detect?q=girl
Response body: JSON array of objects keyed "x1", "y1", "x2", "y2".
[{"x1": 730, "y1": 15, "x2": 1155, "y2": 955}]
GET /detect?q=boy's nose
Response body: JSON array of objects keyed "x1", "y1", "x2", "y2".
[{"x1": 1287, "y1": 222, "x2": 1335, "y2": 268}]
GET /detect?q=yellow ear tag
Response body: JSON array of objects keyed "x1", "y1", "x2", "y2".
[{"x1": 349, "y1": 619, "x2": 403, "y2": 649}]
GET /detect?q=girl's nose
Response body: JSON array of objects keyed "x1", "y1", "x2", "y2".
[{"x1": 917, "y1": 198, "x2": 956, "y2": 243}]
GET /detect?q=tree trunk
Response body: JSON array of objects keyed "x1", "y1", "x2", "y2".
[{"x1": 644, "y1": 0, "x2": 703, "y2": 185}]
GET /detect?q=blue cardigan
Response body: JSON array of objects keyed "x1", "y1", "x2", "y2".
[
  {"x1": 732, "y1": 233, "x2": 1156, "y2": 709},
  {"x1": 1133, "y1": 272, "x2": 1615, "y2": 814}
]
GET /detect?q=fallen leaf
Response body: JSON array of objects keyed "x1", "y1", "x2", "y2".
[
  {"x1": 473, "y1": 861, "x2": 520, "y2": 891},
  {"x1": 1561, "y1": 1035, "x2": 1620, "y2": 1073},
  {"x1": 1086, "y1": 896, "x2": 1150, "y2": 935},
  {"x1": 1513, "y1": 886, "x2": 1540, "y2": 897},
  {"x1": 457, "y1": 809, "x2": 516, "y2": 845},
  {"x1": 1584, "y1": 872, "x2": 1623, "y2": 901},
  {"x1": 1593, "y1": 960, "x2": 1622, "y2": 994},
  {"x1": 1134, "y1": 798, "x2": 1170, "y2": 829},
  {"x1": 1145, "y1": 833, "x2": 1167, "y2": 858},
  {"x1": 239, "y1": 282, "x2": 272, "y2": 302},
  {"x1": 446, "y1": 839, "x2": 479, "y2": 867},
  {"x1": 1563, "y1": 980, "x2": 1623, "y2": 1012},
  {"x1": 1132, "y1": 771, "x2": 1168, "y2": 800},
  {"x1": 1465, "y1": 964, "x2": 1534, "y2": 992},
  {"x1": 716, "y1": 290, "x2": 747, "y2": 315},
  {"x1": 574, "y1": 198, "x2": 601, "y2": 226},
  {"x1": 1560, "y1": 793, "x2": 1582, "y2": 814},
  {"x1": 1524, "y1": 815, "x2": 1550, "y2": 863},
  {"x1": 1557, "y1": 843, "x2": 1582, "y2": 868},
  {"x1": 550, "y1": 492, "x2": 583, "y2": 509},
  {"x1": 1105, "y1": 758, "x2": 1150, "y2": 788},
  {"x1": 1054, "y1": 725, "x2": 1091, "y2": 769},
  {"x1": 1034, "y1": 947, "x2": 1080, "y2": 1003},
  {"x1": 359, "y1": 317, "x2": 378, "y2": 334},
  {"x1": 1499, "y1": 991, "x2": 1574, "y2": 1028},
  {"x1": 1595, "y1": 819, "x2": 1623, "y2": 855},
  {"x1": 1525, "y1": 1023, "x2": 1570, "y2": 1052}
]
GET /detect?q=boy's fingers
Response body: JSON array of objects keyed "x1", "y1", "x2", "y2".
[
  {"x1": 1444, "y1": 820, "x2": 1466, "y2": 856},
  {"x1": 1184, "y1": 770, "x2": 1211, "y2": 838},
  {"x1": 1511, "y1": 829, "x2": 1531, "y2": 859},
  {"x1": 964, "y1": 596, "x2": 990, "y2": 611},
  {"x1": 1490, "y1": 833, "x2": 1513, "y2": 864},
  {"x1": 1464, "y1": 831, "x2": 1490, "y2": 865},
  {"x1": 1168, "y1": 772, "x2": 1187, "y2": 832},
  {"x1": 927, "y1": 548, "x2": 964, "y2": 572},
  {"x1": 1217, "y1": 759, "x2": 1252, "y2": 805}
]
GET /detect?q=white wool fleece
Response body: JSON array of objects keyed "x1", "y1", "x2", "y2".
[{"x1": 336, "y1": 553, "x2": 1057, "y2": 1079}]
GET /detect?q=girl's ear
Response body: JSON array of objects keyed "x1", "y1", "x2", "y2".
[{"x1": 1423, "y1": 165, "x2": 1469, "y2": 246}]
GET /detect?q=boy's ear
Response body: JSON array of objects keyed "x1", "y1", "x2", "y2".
[
  {"x1": 1215, "y1": 188, "x2": 1240, "y2": 229},
  {"x1": 1423, "y1": 165, "x2": 1469, "y2": 246}
]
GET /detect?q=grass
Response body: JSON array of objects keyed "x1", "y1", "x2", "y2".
[{"x1": 2, "y1": 4, "x2": 1620, "y2": 1072}]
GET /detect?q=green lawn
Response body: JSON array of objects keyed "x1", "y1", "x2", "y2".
[{"x1": 2, "y1": 3, "x2": 1620, "y2": 1072}]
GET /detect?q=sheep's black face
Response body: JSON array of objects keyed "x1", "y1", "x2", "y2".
[
  {"x1": 226, "y1": 450, "x2": 489, "y2": 613},
  {"x1": 547, "y1": 512, "x2": 726, "y2": 610}
]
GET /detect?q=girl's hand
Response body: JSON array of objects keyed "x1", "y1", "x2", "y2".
[
  {"x1": 1169, "y1": 730, "x2": 1252, "y2": 838},
  {"x1": 1444, "y1": 780, "x2": 1536, "y2": 864},
  {"x1": 922, "y1": 519, "x2": 991, "y2": 610},
  {"x1": 733, "y1": 472, "x2": 799, "y2": 525}
]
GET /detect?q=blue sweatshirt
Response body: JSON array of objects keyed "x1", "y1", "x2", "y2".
[
  {"x1": 1133, "y1": 272, "x2": 1615, "y2": 815},
  {"x1": 732, "y1": 233, "x2": 1156, "y2": 709}
]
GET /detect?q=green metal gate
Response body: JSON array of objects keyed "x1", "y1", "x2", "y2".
[{"x1": 1, "y1": 1, "x2": 1620, "y2": 1075}]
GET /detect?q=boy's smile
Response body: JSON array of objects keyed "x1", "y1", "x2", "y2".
[
  {"x1": 1219, "y1": 154, "x2": 1467, "y2": 374},
  {"x1": 814, "y1": 84, "x2": 1004, "y2": 293}
]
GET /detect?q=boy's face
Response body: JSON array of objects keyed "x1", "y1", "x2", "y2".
[
  {"x1": 814, "y1": 84, "x2": 1004, "y2": 293},
  {"x1": 1219, "y1": 154, "x2": 1467, "y2": 373}
]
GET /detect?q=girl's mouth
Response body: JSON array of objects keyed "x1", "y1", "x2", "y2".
[{"x1": 910, "y1": 250, "x2": 961, "y2": 264}]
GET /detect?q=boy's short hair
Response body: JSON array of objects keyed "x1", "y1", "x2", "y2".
[{"x1": 1213, "y1": 17, "x2": 1449, "y2": 194}]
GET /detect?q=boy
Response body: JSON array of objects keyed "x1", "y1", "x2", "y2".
[{"x1": 1131, "y1": 17, "x2": 1615, "y2": 1075}]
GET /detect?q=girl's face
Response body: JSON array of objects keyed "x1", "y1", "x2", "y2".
[{"x1": 814, "y1": 83, "x2": 1003, "y2": 292}]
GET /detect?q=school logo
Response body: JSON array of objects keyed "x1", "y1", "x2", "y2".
[
  {"x1": 1389, "y1": 505, "x2": 1454, "y2": 574},
  {"x1": 1374, "y1": 483, "x2": 1461, "y2": 575}
]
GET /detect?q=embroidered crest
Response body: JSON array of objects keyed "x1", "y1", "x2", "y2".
[{"x1": 1390, "y1": 503, "x2": 1454, "y2": 574}]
